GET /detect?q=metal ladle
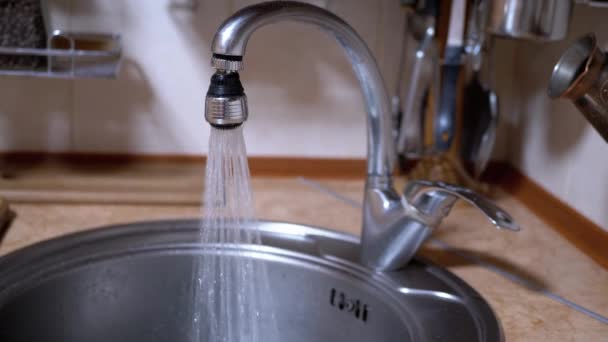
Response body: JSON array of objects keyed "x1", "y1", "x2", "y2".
[{"x1": 462, "y1": 0, "x2": 499, "y2": 178}]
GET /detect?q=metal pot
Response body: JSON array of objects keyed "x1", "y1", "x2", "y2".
[
  {"x1": 548, "y1": 33, "x2": 608, "y2": 142},
  {"x1": 487, "y1": 0, "x2": 572, "y2": 41}
]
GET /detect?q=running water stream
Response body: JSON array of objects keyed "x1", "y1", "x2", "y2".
[{"x1": 192, "y1": 126, "x2": 277, "y2": 342}]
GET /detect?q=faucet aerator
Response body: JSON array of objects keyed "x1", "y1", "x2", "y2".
[{"x1": 205, "y1": 69, "x2": 248, "y2": 129}]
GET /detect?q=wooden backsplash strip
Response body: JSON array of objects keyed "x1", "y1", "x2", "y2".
[
  {"x1": 0, "y1": 152, "x2": 365, "y2": 205},
  {"x1": 0, "y1": 151, "x2": 206, "y2": 165},
  {"x1": 248, "y1": 157, "x2": 366, "y2": 178},
  {"x1": 0, "y1": 151, "x2": 366, "y2": 179},
  {"x1": 487, "y1": 163, "x2": 608, "y2": 269}
]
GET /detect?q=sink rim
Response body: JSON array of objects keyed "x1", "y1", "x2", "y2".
[{"x1": 0, "y1": 218, "x2": 503, "y2": 341}]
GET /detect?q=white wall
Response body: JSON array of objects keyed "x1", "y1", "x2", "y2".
[
  {"x1": 0, "y1": 0, "x2": 516, "y2": 160},
  {"x1": 0, "y1": 0, "x2": 407, "y2": 158},
  {"x1": 506, "y1": 4, "x2": 608, "y2": 230}
]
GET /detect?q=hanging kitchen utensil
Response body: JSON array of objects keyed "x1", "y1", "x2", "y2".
[
  {"x1": 461, "y1": 0, "x2": 499, "y2": 178},
  {"x1": 487, "y1": 0, "x2": 572, "y2": 42},
  {"x1": 434, "y1": 0, "x2": 466, "y2": 152},
  {"x1": 395, "y1": 0, "x2": 441, "y2": 158}
]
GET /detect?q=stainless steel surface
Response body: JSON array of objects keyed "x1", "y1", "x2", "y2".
[
  {"x1": 204, "y1": 94, "x2": 248, "y2": 127},
  {"x1": 206, "y1": 1, "x2": 518, "y2": 271},
  {"x1": 169, "y1": 0, "x2": 200, "y2": 11},
  {"x1": 362, "y1": 180, "x2": 519, "y2": 270},
  {"x1": 0, "y1": 30, "x2": 122, "y2": 79},
  {"x1": 211, "y1": 55, "x2": 243, "y2": 71},
  {"x1": 210, "y1": 1, "x2": 395, "y2": 178},
  {"x1": 0, "y1": 219, "x2": 503, "y2": 341},
  {"x1": 396, "y1": 7, "x2": 440, "y2": 157},
  {"x1": 465, "y1": 0, "x2": 487, "y2": 74},
  {"x1": 435, "y1": 0, "x2": 466, "y2": 152},
  {"x1": 576, "y1": 0, "x2": 608, "y2": 8},
  {"x1": 474, "y1": 90, "x2": 499, "y2": 176},
  {"x1": 47, "y1": 30, "x2": 122, "y2": 78},
  {"x1": 462, "y1": 0, "x2": 499, "y2": 177},
  {"x1": 403, "y1": 181, "x2": 519, "y2": 232},
  {"x1": 487, "y1": 0, "x2": 572, "y2": 41},
  {"x1": 548, "y1": 33, "x2": 608, "y2": 142},
  {"x1": 446, "y1": 0, "x2": 467, "y2": 48}
]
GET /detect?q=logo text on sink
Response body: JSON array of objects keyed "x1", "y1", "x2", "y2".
[{"x1": 330, "y1": 288, "x2": 369, "y2": 323}]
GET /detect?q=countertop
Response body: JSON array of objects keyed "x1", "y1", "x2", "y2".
[{"x1": 0, "y1": 176, "x2": 607, "y2": 341}]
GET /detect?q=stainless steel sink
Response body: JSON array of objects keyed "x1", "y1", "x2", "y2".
[{"x1": 0, "y1": 219, "x2": 502, "y2": 341}]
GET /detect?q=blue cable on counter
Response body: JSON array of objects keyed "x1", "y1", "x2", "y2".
[{"x1": 297, "y1": 177, "x2": 608, "y2": 325}]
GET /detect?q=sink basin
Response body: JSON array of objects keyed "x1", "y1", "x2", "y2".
[{"x1": 0, "y1": 219, "x2": 502, "y2": 341}]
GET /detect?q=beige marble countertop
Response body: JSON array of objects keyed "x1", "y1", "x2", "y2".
[{"x1": 1, "y1": 177, "x2": 607, "y2": 341}]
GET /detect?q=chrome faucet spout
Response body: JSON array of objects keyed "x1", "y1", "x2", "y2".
[{"x1": 209, "y1": 1, "x2": 395, "y2": 177}]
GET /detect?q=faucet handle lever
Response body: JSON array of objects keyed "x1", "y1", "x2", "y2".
[{"x1": 403, "y1": 180, "x2": 520, "y2": 231}]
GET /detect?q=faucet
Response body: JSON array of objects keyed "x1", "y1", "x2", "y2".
[{"x1": 204, "y1": 1, "x2": 519, "y2": 271}]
